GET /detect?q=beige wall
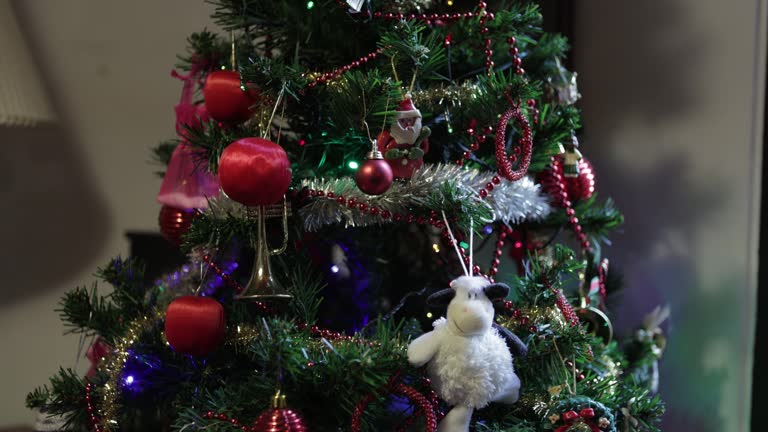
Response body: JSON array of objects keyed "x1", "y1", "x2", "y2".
[
  {"x1": 576, "y1": 1, "x2": 764, "y2": 431},
  {"x1": 0, "y1": 0, "x2": 214, "y2": 426},
  {"x1": 0, "y1": 0, "x2": 763, "y2": 430}
]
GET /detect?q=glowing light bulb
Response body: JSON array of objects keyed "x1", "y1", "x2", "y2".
[
  {"x1": 432, "y1": 243, "x2": 440, "y2": 253},
  {"x1": 125, "y1": 375, "x2": 134, "y2": 385},
  {"x1": 307, "y1": 1, "x2": 315, "y2": 9},
  {"x1": 348, "y1": 161, "x2": 359, "y2": 170},
  {"x1": 330, "y1": 265, "x2": 340, "y2": 274},
  {"x1": 426, "y1": 312, "x2": 433, "y2": 318}
]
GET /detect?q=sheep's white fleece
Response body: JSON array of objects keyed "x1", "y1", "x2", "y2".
[{"x1": 426, "y1": 317, "x2": 515, "y2": 408}]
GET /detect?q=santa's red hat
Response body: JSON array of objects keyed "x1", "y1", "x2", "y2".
[{"x1": 395, "y1": 96, "x2": 421, "y2": 119}]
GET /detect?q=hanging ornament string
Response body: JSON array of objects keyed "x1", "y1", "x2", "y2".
[
  {"x1": 494, "y1": 104, "x2": 533, "y2": 182},
  {"x1": 230, "y1": 30, "x2": 237, "y2": 71},
  {"x1": 263, "y1": 84, "x2": 286, "y2": 140}
]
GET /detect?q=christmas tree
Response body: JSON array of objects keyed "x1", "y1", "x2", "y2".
[{"x1": 27, "y1": 1, "x2": 667, "y2": 431}]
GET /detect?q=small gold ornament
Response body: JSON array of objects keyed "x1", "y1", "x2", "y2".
[
  {"x1": 548, "y1": 384, "x2": 565, "y2": 397},
  {"x1": 566, "y1": 423, "x2": 592, "y2": 432},
  {"x1": 598, "y1": 417, "x2": 610, "y2": 428}
]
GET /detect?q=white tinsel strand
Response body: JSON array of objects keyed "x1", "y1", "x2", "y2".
[
  {"x1": 488, "y1": 176, "x2": 552, "y2": 224},
  {"x1": 300, "y1": 164, "x2": 485, "y2": 231},
  {"x1": 300, "y1": 164, "x2": 552, "y2": 231}
]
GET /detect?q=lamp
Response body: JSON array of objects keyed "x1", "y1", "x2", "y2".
[{"x1": 0, "y1": 0, "x2": 54, "y2": 127}]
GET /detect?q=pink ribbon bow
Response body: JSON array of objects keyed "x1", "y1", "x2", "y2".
[{"x1": 157, "y1": 63, "x2": 219, "y2": 209}]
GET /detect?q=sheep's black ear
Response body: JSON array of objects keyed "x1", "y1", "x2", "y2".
[
  {"x1": 493, "y1": 323, "x2": 528, "y2": 358},
  {"x1": 426, "y1": 288, "x2": 455, "y2": 307},
  {"x1": 484, "y1": 283, "x2": 510, "y2": 301}
]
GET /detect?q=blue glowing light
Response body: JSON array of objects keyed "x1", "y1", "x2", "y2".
[
  {"x1": 125, "y1": 375, "x2": 135, "y2": 385},
  {"x1": 483, "y1": 225, "x2": 493, "y2": 235},
  {"x1": 330, "y1": 265, "x2": 340, "y2": 274}
]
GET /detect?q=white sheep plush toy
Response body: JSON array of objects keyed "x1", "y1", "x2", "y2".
[{"x1": 407, "y1": 275, "x2": 528, "y2": 432}]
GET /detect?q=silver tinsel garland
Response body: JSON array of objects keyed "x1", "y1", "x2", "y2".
[
  {"x1": 300, "y1": 164, "x2": 551, "y2": 231},
  {"x1": 201, "y1": 164, "x2": 551, "y2": 231}
]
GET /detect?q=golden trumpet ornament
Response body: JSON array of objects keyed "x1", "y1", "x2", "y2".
[{"x1": 239, "y1": 198, "x2": 292, "y2": 300}]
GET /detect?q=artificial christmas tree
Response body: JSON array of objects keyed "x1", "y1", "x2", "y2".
[{"x1": 28, "y1": 1, "x2": 666, "y2": 431}]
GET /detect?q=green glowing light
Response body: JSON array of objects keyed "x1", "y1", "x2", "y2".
[
  {"x1": 307, "y1": 1, "x2": 315, "y2": 9},
  {"x1": 459, "y1": 241, "x2": 469, "y2": 249},
  {"x1": 348, "y1": 161, "x2": 359, "y2": 170}
]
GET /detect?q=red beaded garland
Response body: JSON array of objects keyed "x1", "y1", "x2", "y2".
[
  {"x1": 394, "y1": 377, "x2": 444, "y2": 431},
  {"x1": 539, "y1": 155, "x2": 593, "y2": 254},
  {"x1": 351, "y1": 378, "x2": 437, "y2": 432},
  {"x1": 85, "y1": 383, "x2": 103, "y2": 432},
  {"x1": 506, "y1": 36, "x2": 525, "y2": 75},
  {"x1": 306, "y1": 47, "x2": 384, "y2": 89},
  {"x1": 488, "y1": 228, "x2": 509, "y2": 276},
  {"x1": 201, "y1": 254, "x2": 271, "y2": 314},
  {"x1": 495, "y1": 106, "x2": 533, "y2": 181},
  {"x1": 370, "y1": 8, "x2": 482, "y2": 23}
]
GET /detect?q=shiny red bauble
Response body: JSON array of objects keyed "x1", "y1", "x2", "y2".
[
  {"x1": 203, "y1": 70, "x2": 259, "y2": 123},
  {"x1": 165, "y1": 296, "x2": 226, "y2": 356},
  {"x1": 355, "y1": 158, "x2": 393, "y2": 195},
  {"x1": 158, "y1": 205, "x2": 194, "y2": 246},
  {"x1": 218, "y1": 137, "x2": 292, "y2": 206},
  {"x1": 539, "y1": 156, "x2": 596, "y2": 204},
  {"x1": 252, "y1": 407, "x2": 308, "y2": 432}
]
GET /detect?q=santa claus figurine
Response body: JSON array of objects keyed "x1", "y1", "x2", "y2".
[{"x1": 377, "y1": 96, "x2": 431, "y2": 179}]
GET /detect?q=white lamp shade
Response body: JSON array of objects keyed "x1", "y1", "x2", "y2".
[{"x1": 0, "y1": 0, "x2": 55, "y2": 127}]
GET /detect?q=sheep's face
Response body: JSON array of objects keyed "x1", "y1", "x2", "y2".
[{"x1": 446, "y1": 276, "x2": 497, "y2": 336}]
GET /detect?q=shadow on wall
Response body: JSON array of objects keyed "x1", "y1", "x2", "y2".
[
  {"x1": 0, "y1": 7, "x2": 110, "y2": 305},
  {"x1": 573, "y1": 1, "x2": 738, "y2": 432}
]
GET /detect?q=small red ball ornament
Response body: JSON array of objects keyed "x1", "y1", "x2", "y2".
[
  {"x1": 165, "y1": 296, "x2": 226, "y2": 356},
  {"x1": 355, "y1": 149, "x2": 393, "y2": 195},
  {"x1": 539, "y1": 155, "x2": 596, "y2": 204},
  {"x1": 158, "y1": 205, "x2": 194, "y2": 246},
  {"x1": 253, "y1": 392, "x2": 308, "y2": 432},
  {"x1": 203, "y1": 70, "x2": 259, "y2": 123},
  {"x1": 218, "y1": 137, "x2": 292, "y2": 206}
]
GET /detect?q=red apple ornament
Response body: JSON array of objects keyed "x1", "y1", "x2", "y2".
[
  {"x1": 218, "y1": 137, "x2": 292, "y2": 206},
  {"x1": 203, "y1": 70, "x2": 259, "y2": 123},
  {"x1": 165, "y1": 296, "x2": 226, "y2": 356}
]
